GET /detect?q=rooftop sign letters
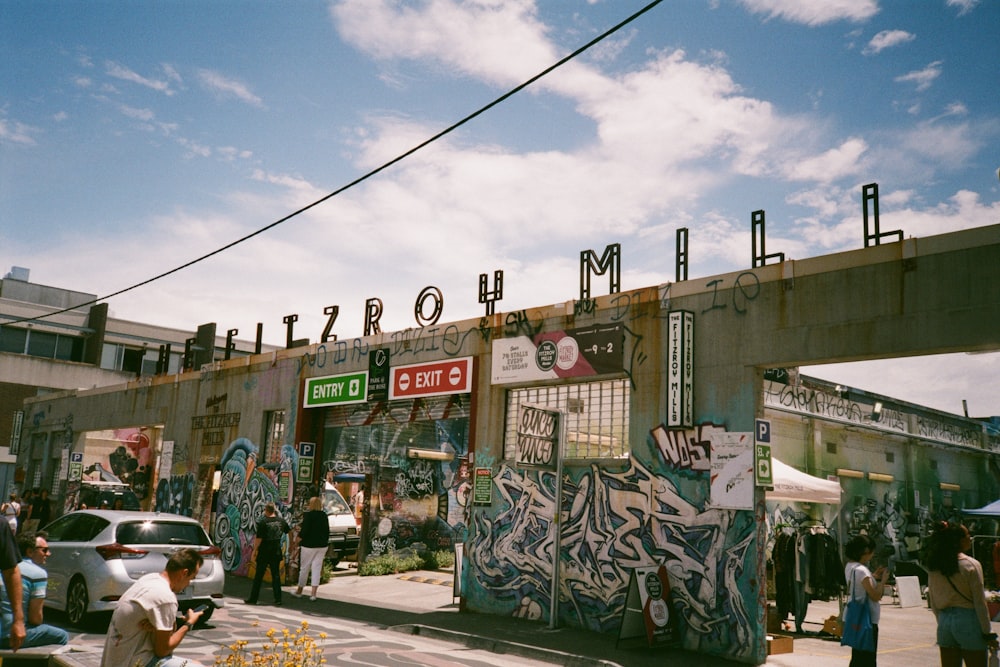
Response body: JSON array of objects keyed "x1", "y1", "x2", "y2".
[
  {"x1": 304, "y1": 371, "x2": 370, "y2": 408},
  {"x1": 390, "y1": 357, "x2": 473, "y2": 399}
]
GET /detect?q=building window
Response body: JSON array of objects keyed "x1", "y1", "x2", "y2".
[
  {"x1": 101, "y1": 343, "x2": 125, "y2": 371},
  {"x1": 0, "y1": 327, "x2": 84, "y2": 361},
  {"x1": 0, "y1": 326, "x2": 27, "y2": 354},
  {"x1": 262, "y1": 410, "x2": 286, "y2": 465},
  {"x1": 27, "y1": 330, "x2": 57, "y2": 358},
  {"x1": 503, "y1": 379, "x2": 630, "y2": 460}
]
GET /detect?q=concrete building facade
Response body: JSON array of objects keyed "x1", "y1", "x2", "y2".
[
  {"x1": 11, "y1": 224, "x2": 1000, "y2": 664},
  {"x1": 0, "y1": 268, "x2": 272, "y2": 502}
]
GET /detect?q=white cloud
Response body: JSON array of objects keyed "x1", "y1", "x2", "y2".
[
  {"x1": 895, "y1": 61, "x2": 942, "y2": 92},
  {"x1": 105, "y1": 61, "x2": 175, "y2": 95},
  {"x1": 196, "y1": 69, "x2": 264, "y2": 108},
  {"x1": 738, "y1": 0, "x2": 878, "y2": 26},
  {"x1": 119, "y1": 105, "x2": 155, "y2": 122},
  {"x1": 0, "y1": 115, "x2": 38, "y2": 145},
  {"x1": 947, "y1": 0, "x2": 981, "y2": 16},
  {"x1": 782, "y1": 138, "x2": 868, "y2": 183},
  {"x1": 332, "y1": 0, "x2": 559, "y2": 87},
  {"x1": 863, "y1": 29, "x2": 915, "y2": 55}
]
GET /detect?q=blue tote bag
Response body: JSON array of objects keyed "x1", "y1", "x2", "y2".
[{"x1": 841, "y1": 565, "x2": 876, "y2": 652}]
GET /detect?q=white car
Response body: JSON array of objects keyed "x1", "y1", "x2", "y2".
[
  {"x1": 42, "y1": 509, "x2": 225, "y2": 627},
  {"x1": 323, "y1": 483, "x2": 360, "y2": 566}
]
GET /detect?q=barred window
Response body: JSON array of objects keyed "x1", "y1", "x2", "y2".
[
  {"x1": 504, "y1": 379, "x2": 630, "y2": 460},
  {"x1": 262, "y1": 410, "x2": 286, "y2": 464}
]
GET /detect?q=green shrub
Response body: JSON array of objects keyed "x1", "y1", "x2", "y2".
[
  {"x1": 357, "y1": 548, "x2": 456, "y2": 576},
  {"x1": 422, "y1": 549, "x2": 455, "y2": 570},
  {"x1": 320, "y1": 560, "x2": 336, "y2": 584},
  {"x1": 358, "y1": 552, "x2": 424, "y2": 576}
]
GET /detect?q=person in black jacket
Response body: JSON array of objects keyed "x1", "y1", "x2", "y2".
[
  {"x1": 293, "y1": 497, "x2": 330, "y2": 601},
  {"x1": 244, "y1": 502, "x2": 289, "y2": 606}
]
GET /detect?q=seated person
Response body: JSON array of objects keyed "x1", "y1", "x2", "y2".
[{"x1": 0, "y1": 531, "x2": 68, "y2": 648}]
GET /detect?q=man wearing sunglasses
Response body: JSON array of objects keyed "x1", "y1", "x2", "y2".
[{"x1": 0, "y1": 531, "x2": 68, "y2": 648}]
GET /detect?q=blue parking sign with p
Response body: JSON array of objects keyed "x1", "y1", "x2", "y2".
[
  {"x1": 754, "y1": 419, "x2": 773, "y2": 487},
  {"x1": 756, "y1": 419, "x2": 771, "y2": 443}
]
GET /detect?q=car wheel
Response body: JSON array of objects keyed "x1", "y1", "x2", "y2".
[{"x1": 66, "y1": 577, "x2": 90, "y2": 626}]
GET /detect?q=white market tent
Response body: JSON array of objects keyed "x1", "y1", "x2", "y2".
[
  {"x1": 766, "y1": 458, "x2": 842, "y2": 505},
  {"x1": 964, "y1": 499, "x2": 1000, "y2": 516}
]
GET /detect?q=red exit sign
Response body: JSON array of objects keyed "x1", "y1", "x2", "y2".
[{"x1": 390, "y1": 357, "x2": 473, "y2": 399}]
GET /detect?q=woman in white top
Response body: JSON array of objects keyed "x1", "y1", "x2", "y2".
[
  {"x1": 0, "y1": 494, "x2": 20, "y2": 534},
  {"x1": 844, "y1": 534, "x2": 889, "y2": 667},
  {"x1": 925, "y1": 521, "x2": 997, "y2": 667}
]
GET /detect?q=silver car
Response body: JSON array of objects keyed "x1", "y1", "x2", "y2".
[{"x1": 42, "y1": 510, "x2": 225, "y2": 626}]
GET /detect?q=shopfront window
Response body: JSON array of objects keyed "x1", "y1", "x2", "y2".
[
  {"x1": 262, "y1": 410, "x2": 285, "y2": 465},
  {"x1": 503, "y1": 379, "x2": 630, "y2": 460}
]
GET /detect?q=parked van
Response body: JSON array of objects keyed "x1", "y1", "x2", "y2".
[
  {"x1": 322, "y1": 482, "x2": 360, "y2": 565},
  {"x1": 78, "y1": 481, "x2": 141, "y2": 510}
]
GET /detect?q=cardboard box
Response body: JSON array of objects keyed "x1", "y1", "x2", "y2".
[
  {"x1": 767, "y1": 634, "x2": 794, "y2": 655},
  {"x1": 822, "y1": 615, "x2": 843, "y2": 638}
]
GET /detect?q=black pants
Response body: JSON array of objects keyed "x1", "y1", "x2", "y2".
[
  {"x1": 247, "y1": 544, "x2": 282, "y2": 603},
  {"x1": 850, "y1": 623, "x2": 879, "y2": 667}
]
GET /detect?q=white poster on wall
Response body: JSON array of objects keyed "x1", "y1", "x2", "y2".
[
  {"x1": 709, "y1": 432, "x2": 754, "y2": 510},
  {"x1": 158, "y1": 440, "x2": 175, "y2": 482}
]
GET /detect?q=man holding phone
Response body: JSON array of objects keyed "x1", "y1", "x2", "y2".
[{"x1": 101, "y1": 548, "x2": 207, "y2": 667}]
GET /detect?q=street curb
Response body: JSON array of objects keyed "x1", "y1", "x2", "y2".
[{"x1": 389, "y1": 624, "x2": 625, "y2": 667}]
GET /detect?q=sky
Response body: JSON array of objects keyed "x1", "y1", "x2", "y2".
[{"x1": 2, "y1": 0, "x2": 999, "y2": 417}]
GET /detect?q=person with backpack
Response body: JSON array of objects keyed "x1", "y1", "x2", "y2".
[{"x1": 244, "y1": 502, "x2": 289, "y2": 606}]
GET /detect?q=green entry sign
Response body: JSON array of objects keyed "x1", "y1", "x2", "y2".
[{"x1": 303, "y1": 371, "x2": 369, "y2": 408}]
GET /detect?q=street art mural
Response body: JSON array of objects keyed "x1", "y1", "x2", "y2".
[
  {"x1": 465, "y1": 436, "x2": 758, "y2": 661},
  {"x1": 107, "y1": 428, "x2": 154, "y2": 499},
  {"x1": 155, "y1": 472, "x2": 195, "y2": 516},
  {"x1": 214, "y1": 437, "x2": 293, "y2": 576}
]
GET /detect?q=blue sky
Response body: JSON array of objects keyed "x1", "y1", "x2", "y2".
[{"x1": 2, "y1": 0, "x2": 998, "y2": 415}]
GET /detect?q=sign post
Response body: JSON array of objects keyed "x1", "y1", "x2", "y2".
[
  {"x1": 515, "y1": 404, "x2": 565, "y2": 629},
  {"x1": 755, "y1": 418, "x2": 774, "y2": 488}
]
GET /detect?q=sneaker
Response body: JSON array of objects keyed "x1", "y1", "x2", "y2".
[
  {"x1": 244, "y1": 599, "x2": 257, "y2": 605},
  {"x1": 274, "y1": 600, "x2": 283, "y2": 606},
  {"x1": 309, "y1": 596, "x2": 317, "y2": 601},
  {"x1": 291, "y1": 592, "x2": 301, "y2": 598}
]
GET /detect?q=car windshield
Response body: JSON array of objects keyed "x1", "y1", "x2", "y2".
[
  {"x1": 323, "y1": 491, "x2": 352, "y2": 515},
  {"x1": 116, "y1": 521, "x2": 210, "y2": 546}
]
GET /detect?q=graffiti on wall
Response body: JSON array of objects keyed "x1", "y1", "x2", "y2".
[
  {"x1": 650, "y1": 423, "x2": 722, "y2": 471},
  {"x1": 106, "y1": 428, "x2": 154, "y2": 499},
  {"x1": 322, "y1": 397, "x2": 472, "y2": 558},
  {"x1": 213, "y1": 437, "x2": 291, "y2": 576},
  {"x1": 466, "y1": 453, "x2": 757, "y2": 660},
  {"x1": 155, "y1": 473, "x2": 195, "y2": 516}
]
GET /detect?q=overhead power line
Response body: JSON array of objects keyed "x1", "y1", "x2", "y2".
[{"x1": 7, "y1": 0, "x2": 665, "y2": 327}]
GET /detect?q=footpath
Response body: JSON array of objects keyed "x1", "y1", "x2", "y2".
[{"x1": 44, "y1": 566, "x2": 973, "y2": 667}]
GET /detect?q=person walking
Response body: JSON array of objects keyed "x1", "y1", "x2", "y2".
[
  {"x1": 244, "y1": 502, "x2": 289, "y2": 606},
  {"x1": 293, "y1": 496, "x2": 329, "y2": 601},
  {"x1": 0, "y1": 531, "x2": 68, "y2": 648},
  {"x1": 844, "y1": 534, "x2": 889, "y2": 667},
  {"x1": 100, "y1": 548, "x2": 206, "y2": 667},
  {"x1": 1, "y1": 494, "x2": 20, "y2": 534},
  {"x1": 925, "y1": 521, "x2": 998, "y2": 667}
]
